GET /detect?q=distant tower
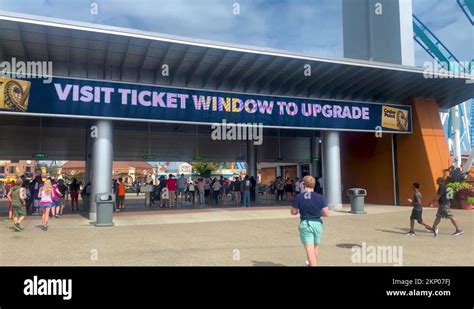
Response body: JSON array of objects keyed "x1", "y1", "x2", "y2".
[{"x1": 342, "y1": 0, "x2": 415, "y2": 66}]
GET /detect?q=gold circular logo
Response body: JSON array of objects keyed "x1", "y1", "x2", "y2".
[
  {"x1": 4, "y1": 80, "x2": 28, "y2": 112},
  {"x1": 396, "y1": 110, "x2": 408, "y2": 131}
]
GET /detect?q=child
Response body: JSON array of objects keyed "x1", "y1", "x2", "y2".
[
  {"x1": 406, "y1": 183, "x2": 432, "y2": 236},
  {"x1": 4, "y1": 180, "x2": 15, "y2": 222}
]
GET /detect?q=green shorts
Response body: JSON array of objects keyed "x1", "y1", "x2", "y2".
[
  {"x1": 12, "y1": 206, "x2": 26, "y2": 218},
  {"x1": 298, "y1": 220, "x2": 323, "y2": 245}
]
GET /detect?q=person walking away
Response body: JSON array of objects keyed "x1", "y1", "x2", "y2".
[
  {"x1": 294, "y1": 178, "x2": 301, "y2": 196},
  {"x1": 7, "y1": 179, "x2": 26, "y2": 232},
  {"x1": 116, "y1": 178, "x2": 126, "y2": 211},
  {"x1": 223, "y1": 178, "x2": 230, "y2": 205},
  {"x1": 275, "y1": 177, "x2": 285, "y2": 202},
  {"x1": 112, "y1": 179, "x2": 118, "y2": 196},
  {"x1": 177, "y1": 174, "x2": 187, "y2": 205},
  {"x1": 167, "y1": 174, "x2": 177, "y2": 207},
  {"x1": 232, "y1": 177, "x2": 242, "y2": 207},
  {"x1": 429, "y1": 177, "x2": 464, "y2": 236},
  {"x1": 188, "y1": 181, "x2": 195, "y2": 205},
  {"x1": 39, "y1": 179, "x2": 54, "y2": 231},
  {"x1": 134, "y1": 181, "x2": 140, "y2": 196},
  {"x1": 160, "y1": 186, "x2": 170, "y2": 208},
  {"x1": 20, "y1": 175, "x2": 32, "y2": 215},
  {"x1": 285, "y1": 177, "x2": 294, "y2": 201},
  {"x1": 317, "y1": 177, "x2": 324, "y2": 195},
  {"x1": 81, "y1": 181, "x2": 91, "y2": 210},
  {"x1": 405, "y1": 183, "x2": 432, "y2": 235},
  {"x1": 57, "y1": 179, "x2": 68, "y2": 215},
  {"x1": 157, "y1": 176, "x2": 166, "y2": 204},
  {"x1": 204, "y1": 178, "x2": 211, "y2": 204},
  {"x1": 291, "y1": 176, "x2": 329, "y2": 266},
  {"x1": 196, "y1": 178, "x2": 205, "y2": 207},
  {"x1": 144, "y1": 181, "x2": 154, "y2": 207},
  {"x1": 5, "y1": 180, "x2": 14, "y2": 222},
  {"x1": 51, "y1": 179, "x2": 63, "y2": 218},
  {"x1": 242, "y1": 175, "x2": 251, "y2": 207},
  {"x1": 250, "y1": 176, "x2": 257, "y2": 202},
  {"x1": 69, "y1": 178, "x2": 80, "y2": 212},
  {"x1": 212, "y1": 179, "x2": 222, "y2": 205},
  {"x1": 31, "y1": 175, "x2": 44, "y2": 215}
]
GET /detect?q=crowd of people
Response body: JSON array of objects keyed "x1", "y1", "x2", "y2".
[
  {"x1": 271, "y1": 176, "x2": 323, "y2": 202},
  {"x1": 119, "y1": 174, "x2": 258, "y2": 209},
  {"x1": 3, "y1": 167, "x2": 465, "y2": 267},
  {"x1": 2, "y1": 174, "x2": 90, "y2": 231}
]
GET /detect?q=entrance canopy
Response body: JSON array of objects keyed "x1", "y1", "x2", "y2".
[{"x1": 0, "y1": 10, "x2": 472, "y2": 111}]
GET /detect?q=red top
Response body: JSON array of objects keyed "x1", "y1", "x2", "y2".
[{"x1": 167, "y1": 178, "x2": 177, "y2": 191}]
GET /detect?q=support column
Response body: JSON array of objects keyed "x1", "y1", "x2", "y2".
[
  {"x1": 310, "y1": 136, "x2": 321, "y2": 177},
  {"x1": 90, "y1": 120, "x2": 113, "y2": 222},
  {"x1": 246, "y1": 140, "x2": 257, "y2": 177},
  {"x1": 452, "y1": 105, "x2": 462, "y2": 168},
  {"x1": 84, "y1": 128, "x2": 93, "y2": 210},
  {"x1": 276, "y1": 166, "x2": 282, "y2": 177},
  {"x1": 247, "y1": 140, "x2": 258, "y2": 202},
  {"x1": 322, "y1": 131, "x2": 342, "y2": 210},
  {"x1": 84, "y1": 128, "x2": 93, "y2": 186},
  {"x1": 296, "y1": 163, "x2": 302, "y2": 178}
]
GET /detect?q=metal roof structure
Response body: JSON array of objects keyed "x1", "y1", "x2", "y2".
[{"x1": 0, "y1": 11, "x2": 472, "y2": 109}]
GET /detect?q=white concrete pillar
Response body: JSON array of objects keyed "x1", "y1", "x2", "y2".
[
  {"x1": 322, "y1": 131, "x2": 343, "y2": 210},
  {"x1": 90, "y1": 120, "x2": 113, "y2": 221}
]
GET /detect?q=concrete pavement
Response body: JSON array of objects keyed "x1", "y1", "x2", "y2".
[{"x1": 0, "y1": 200, "x2": 472, "y2": 266}]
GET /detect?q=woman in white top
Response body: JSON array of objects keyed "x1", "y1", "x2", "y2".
[{"x1": 38, "y1": 179, "x2": 53, "y2": 231}]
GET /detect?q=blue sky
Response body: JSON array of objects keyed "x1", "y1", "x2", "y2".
[{"x1": 0, "y1": 0, "x2": 472, "y2": 66}]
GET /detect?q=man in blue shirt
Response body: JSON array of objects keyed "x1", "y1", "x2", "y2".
[{"x1": 291, "y1": 176, "x2": 329, "y2": 266}]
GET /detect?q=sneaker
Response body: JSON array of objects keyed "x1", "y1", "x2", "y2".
[
  {"x1": 453, "y1": 230, "x2": 464, "y2": 236},
  {"x1": 42, "y1": 225, "x2": 48, "y2": 231},
  {"x1": 305, "y1": 260, "x2": 310, "y2": 267},
  {"x1": 12, "y1": 224, "x2": 21, "y2": 232},
  {"x1": 54, "y1": 215, "x2": 60, "y2": 218},
  {"x1": 432, "y1": 227, "x2": 439, "y2": 237},
  {"x1": 405, "y1": 231, "x2": 416, "y2": 236}
]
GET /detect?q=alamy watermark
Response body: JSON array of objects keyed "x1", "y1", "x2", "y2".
[
  {"x1": 351, "y1": 242, "x2": 403, "y2": 266},
  {"x1": 24, "y1": 276, "x2": 72, "y2": 300},
  {"x1": 211, "y1": 119, "x2": 263, "y2": 145},
  {"x1": 0, "y1": 57, "x2": 53, "y2": 83},
  {"x1": 423, "y1": 60, "x2": 474, "y2": 84}
]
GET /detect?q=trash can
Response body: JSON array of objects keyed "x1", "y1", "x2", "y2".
[
  {"x1": 95, "y1": 193, "x2": 115, "y2": 227},
  {"x1": 347, "y1": 188, "x2": 367, "y2": 214}
]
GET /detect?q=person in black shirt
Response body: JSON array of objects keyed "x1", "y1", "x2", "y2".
[
  {"x1": 232, "y1": 177, "x2": 242, "y2": 207},
  {"x1": 429, "y1": 177, "x2": 464, "y2": 236},
  {"x1": 291, "y1": 176, "x2": 329, "y2": 266},
  {"x1": 249, "y1": 176, "x2": 257, "y2": 202}
]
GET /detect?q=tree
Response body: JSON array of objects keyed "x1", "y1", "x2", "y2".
[{"x1": 190, "y1": 162, "x2": 222, "y2": 178}]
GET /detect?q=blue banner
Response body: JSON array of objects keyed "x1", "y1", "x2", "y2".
[{"x1": 0, "y1": 76, "x2": 412, "y2": 133}]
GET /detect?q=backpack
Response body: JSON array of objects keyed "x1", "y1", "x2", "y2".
[
  {"x1": 161, "y1": 187, "x2": 169, "y2": 199},
  {"x1": 276, "y1": 180, "x2": 284, "y2": 191}
]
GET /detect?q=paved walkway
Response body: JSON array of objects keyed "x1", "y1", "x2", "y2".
[{"x1": 0, "y1": 200, "x2": 472, "y2": 266}]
